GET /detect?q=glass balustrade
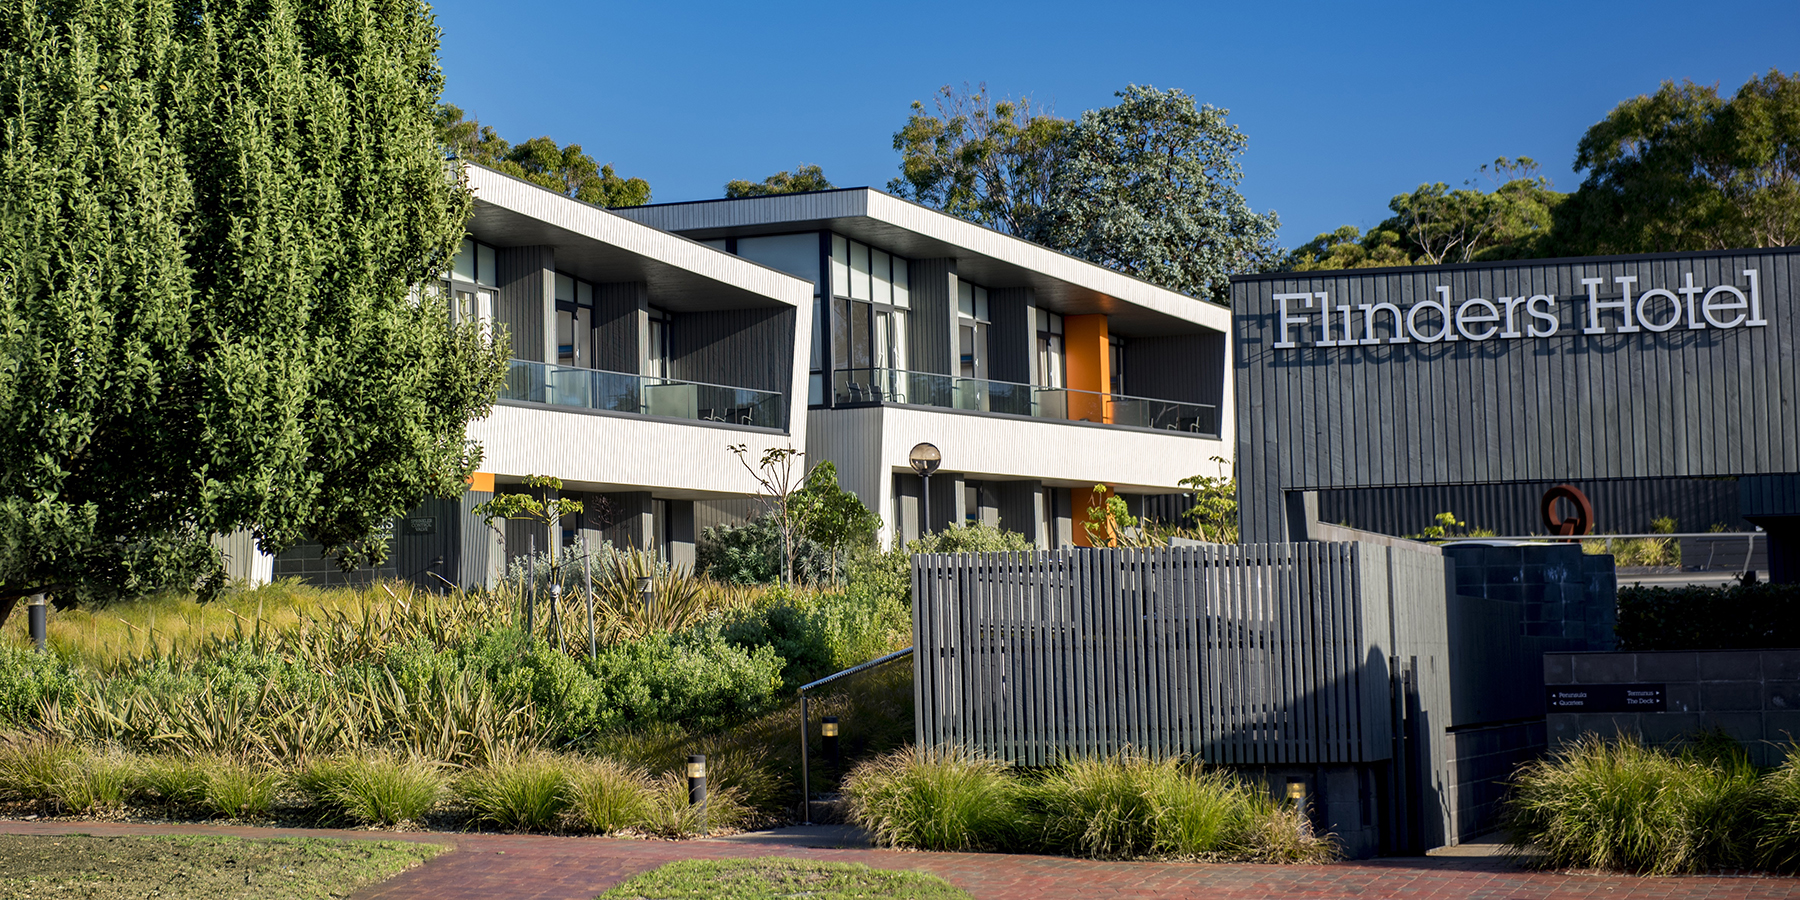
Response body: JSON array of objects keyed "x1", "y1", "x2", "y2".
[
  {"x1": 502, "y1": 359, "x2": 785, "y2": 429},
  {"x1": 831, "y1": 367, "x2": 1219, "y2": 437}
]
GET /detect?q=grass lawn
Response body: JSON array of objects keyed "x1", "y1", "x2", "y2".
[
  {"x1": 596, "y1": 856, "x2": 971, "y2": 900},
  {"x1": 0, "y1": 833, "x2": 443, "y2": 899}
]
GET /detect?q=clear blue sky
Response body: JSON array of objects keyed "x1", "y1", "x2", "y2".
[{"x1": 433, "y1": 0, "x2": 1799, "y2": 249}]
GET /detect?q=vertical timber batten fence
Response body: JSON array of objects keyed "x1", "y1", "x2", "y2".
[{"x1": 912, "y1": 543, "x2": 1451, "y2": 768}]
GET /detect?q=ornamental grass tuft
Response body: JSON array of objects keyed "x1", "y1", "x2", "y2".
[
  {"x1": 563, "y1": 756, "x2": 653, "y2": 834},
  {"x1": 297, "y1": 752, "x2": 447, "y2": 826},
  {"x1": 460, "y1": 753, "x2": 571, "y2": 831},
  {"x1": 841, "y1": 746, "x2": 1024, "y2": 852},
  {"x1": 1504, "y1": 733, "x2": 1758, "y2": 874}
]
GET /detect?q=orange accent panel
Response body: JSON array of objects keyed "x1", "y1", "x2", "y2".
[
  {"x1": 1063, "y1": 314, "x2": 1111, "y2": 423},
  {"x1": 1071, "y1": 484, "x2": 1116, "y2": 547},
  {"x1": 467, "y1": 471, "x2": 495, "y2": 494}
]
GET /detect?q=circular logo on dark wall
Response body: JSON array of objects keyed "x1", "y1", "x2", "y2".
[{"x1": 1541, "y1": 484, "x2": 1595, "y2": 536}]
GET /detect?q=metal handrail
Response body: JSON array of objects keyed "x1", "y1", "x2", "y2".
[
  {"x1": 798, "y1": 646, "x2": 914, "y2": 826},
  {"x1": 1419, "y1": 532, "x2": 1762, "y2": 541}
]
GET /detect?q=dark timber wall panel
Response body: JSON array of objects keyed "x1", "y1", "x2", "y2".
[
  {"x1": 671, "y1": 306, "x2": 796, "y2": 396},
  {"x1": 988, "y1": 287, "x2": 1034, "y2": 384},
  {"x1": 497, "y1": 246, "x2": 553, "y2": 362},
  {"x1": 908, "y1": 258, "x2": 956, "y2": 376},
  {"x1": 1124, "y1": 333, "x2": 1226, "y2": 406},
  {"x1": 1233, "y1": 248, "x2": 1800, "y2": 543},
  {"x1": 592, "y1": 282, "x2": 647, "y2": 373}
]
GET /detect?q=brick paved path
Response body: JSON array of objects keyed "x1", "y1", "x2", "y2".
[{"x1": 5, "y1": 819, "x2": 1799, "y2": 899}]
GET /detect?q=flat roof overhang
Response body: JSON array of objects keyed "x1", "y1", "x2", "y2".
[
  {"x1": 463, "y1": 164, "x2": 814, "y2": 314},
  {"x1": 611, "y1": 188, "x2": 1231, "y2": 337}
]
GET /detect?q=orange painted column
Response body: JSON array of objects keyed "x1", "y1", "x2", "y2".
[
  {"x1": 1062, "y1": 314, "x2": 1111, "y2": 423},
  {"x1": 467, "y1": 472, "x2": 496, "y2": 493},
  {"x1": 1070, "y1": 484, "x2": 1116, "y2": 547}
]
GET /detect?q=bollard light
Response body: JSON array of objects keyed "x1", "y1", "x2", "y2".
[
  {"x1": 821, "y1": 717, "x2": 841, "y2": 777},
  {"x1": 687, "y1": 754, "x2": 708, "y2": 836},
  {"x1": 1285, "y1": 777, "x2": 1305, "y2": 809},
  {"x1": 28, "y1": 594, "x2": 47, "y2": 653}
]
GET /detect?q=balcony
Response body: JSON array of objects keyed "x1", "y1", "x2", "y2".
[
  {"x1": 502, "y1": 359, "x2": 785, "y2": 430},
  {"x1": 831, "y1": 367, "x2": 1219, "y2": 438}
]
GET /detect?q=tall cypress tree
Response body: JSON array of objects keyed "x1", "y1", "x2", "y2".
[{"x1": 0, "y1": 0, "x2": 506, "y2": 614}]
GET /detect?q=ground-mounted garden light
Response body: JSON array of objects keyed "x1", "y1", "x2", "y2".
[
  {"x1": 28, "y1": 593, "x2": 46, "y2": 652},
  {"x1": 687, "y1": 754, "x2": 708, "y2": 835},
  {"x1": 821, "y1": 716, "x2": 840, "y2": 775},
  {"x1": 638, "y1": 574, "x2": 655, "y2": 624},
  {"x1": 909, "y1": 443, "x2": 941, "y2": 536}
]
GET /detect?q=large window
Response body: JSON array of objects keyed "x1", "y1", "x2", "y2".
[
  {"x1": 1036, "y1": 310, "x2": 1064, "y2": 389},
  {"x1": 957, "y1": 279, "x2": 989, "y2": 380},
  {"x1": 831, "y1": 234, "x2": 910, "y2": 386},
  {"x1": 445, "y1": 238, "x2": 497, "y2": 335}
]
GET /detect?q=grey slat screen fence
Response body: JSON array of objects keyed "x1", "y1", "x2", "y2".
[{"x1": 912, "y1": 542, "x2": 1450, "y2": 767}]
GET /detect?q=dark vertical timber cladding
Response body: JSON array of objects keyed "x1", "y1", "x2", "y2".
[
  {"x1": 987, "y1": 287, "x2": 1034, "y2": 384},
  {"x1": 1318, "y1": 478, "x2": 1750, "y2": 536},
  {"x1": 907, "y1": 259, "x2": 957, "y2": 376},
  {"x1": 1232, "y1": 248, "x2": 1800, "y2": 543},
  {"x1": 670, "y1": 306, "x2": 796, "y2": 395},
  {"x1": 496, "y1": 246, "x2": 553, "y2": 362},
  {"x1": 591, "y1": 282, "x2": 647, "y2": 373},
  {"x1": 1122, "y1": 333, "x2": 1226, "y2": 406}
]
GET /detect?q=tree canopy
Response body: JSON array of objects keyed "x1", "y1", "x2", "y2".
[
  {"x1": 1286, "y1": 70, "x2": 1800, "y2": 271},
  {"x1": 1558, "y1": 69, "x2": 1800, "y2": 254},
  {"x1": 725, "y1": 164, "x2": 834, "y2": 198},
  {"x1": 1284, "y1": 158, "x2": 1566, "y2": 271},
  {"x1": 437, "y1": 105, "x2": 651, "y2": 208},
  {"x1": 0, "y1": 0, "x2": 508, "y2": 612},
  {"x1": 891, "y1": 84, "x2": 1278, "y2": 303}
]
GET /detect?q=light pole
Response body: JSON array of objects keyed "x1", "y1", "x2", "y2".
[{"x1": 909, "y1": 442, "x2": 941, "y2": 538}]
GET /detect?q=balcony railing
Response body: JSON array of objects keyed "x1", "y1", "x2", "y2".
[
  {"x1": 832, "y1": 367, "x2": 1219, "y2": 438},
  {"x1": 503, "y1": 359, "x2": 785, "y2": 430}
]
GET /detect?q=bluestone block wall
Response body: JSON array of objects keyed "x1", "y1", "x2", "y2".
[{"x1": 1545, "y1": 649, "x2": 1800, "y2": 766}]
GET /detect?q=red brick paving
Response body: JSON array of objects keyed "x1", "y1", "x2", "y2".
[{"x1": 4, "y1": 819, "x2": 1799, "y2": 899}]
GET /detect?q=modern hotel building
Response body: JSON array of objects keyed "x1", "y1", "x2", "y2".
[{"x1": 257, "y1": 164, "x2": 1233, "y2": 587}]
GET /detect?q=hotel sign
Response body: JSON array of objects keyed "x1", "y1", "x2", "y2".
[{"x1": 1272, "y1": 270, "x2": 1769, "y2": 350}]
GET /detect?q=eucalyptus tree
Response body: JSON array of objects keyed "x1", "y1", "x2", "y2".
[{"x1": 0, "y1": 0, "x2": 508, "y2": 618}]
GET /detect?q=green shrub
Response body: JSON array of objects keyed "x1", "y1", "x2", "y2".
[
  {"x1": 564, "y1": 757, "x2": 653, "y2": 833},
  {"x1": 698, "y1": 513, "x2": 837, "y2": 586},
  {"x1": 590, "y1": 627, "x2": 785, "y2": 732},
  {"x1": 1616, "y1": 583, "x2": 1800, "y2": 651},
  {"x1": 461, "y1": 754, "x2": 571, "y2": 831},
  {"x1": 202, "y1": 759, "x2": 279, "y2": 819},
  {"x1": 0, "y1": 643, "x2": 80, "y2": 726},
  {"x1": 1505, "y1": 734, "x2": 1758, "y2": 873},
  {"x1": 842, "y1": 747, "x2": 1024, "y2": 851},
  {"x1": 297, "y1": 753, "x2": 446, "y2": 826}
]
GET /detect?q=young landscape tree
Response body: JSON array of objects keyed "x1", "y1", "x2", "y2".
[{"x1": 0, "y1": 0, "x2": 509, "y2": 620}]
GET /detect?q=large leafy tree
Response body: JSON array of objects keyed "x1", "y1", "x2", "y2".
[
  {"x1": 436, "y1": 105, "x2": 651, "y2": 207},
  {"x1": 889, "y1": 83, "x2": 1072, "y2": 237},
  {"x1": 725, "y1": 164, "x2": 834, "y2": 198},
  {"x1": 891, "y1": 84, "x2": 1278, "y2": 303},
  {"x1": 0, "y1": 0, "x2": 508, "y2": 616},
  {"x1": 1026, "y1": 86, "x2": 1281, "y2": 304},
  {"x1": 1558, "y1": 70, "x2": 1800, "y2": 253}
]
